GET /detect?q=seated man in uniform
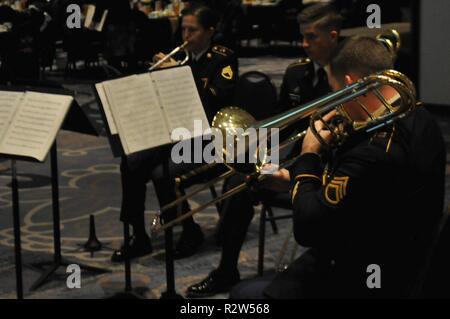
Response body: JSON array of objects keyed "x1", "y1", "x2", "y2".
[
  {"x1": 112, "y1": 5, "x2": 238, "y2": 262},
  {"x1": 278, "y1": 3, "x2": 340, "y2": 115},
  {"x1": 185, "y1": 3, "x2": 342, "y2": 298},
  {"x1": 230, "y1": 36, "x2": 446, "y2": 299}
]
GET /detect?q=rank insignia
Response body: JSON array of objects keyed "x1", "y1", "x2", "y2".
[
  {"x1": 324, "y1": 176, "x2": 349, "y2": 205},
  {"x1": 221, "y1": 65, "x2": 233, "y2": 80},
  {"x1": 291, "y1": 181, "x2": 300, "y2": 203}
]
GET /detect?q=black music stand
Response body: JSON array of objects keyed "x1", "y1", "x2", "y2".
[
  {"x1": 160, "y1": 222, "x2": 183, "y2": 299},
  {"x1": 160, "y1": 160, "x2": 183, "y2": 299},
  {"x1": 110, "y1": 160, "x2": 182, "y2": 299},
  {"x1": 21, "y1": 83, "x2": 110, "y2": 291},
  {"x1": 107, "y1": 222, "x2": 145, "y2": 299},
  {"x1": 10, "y1": 159, "x2": 23, "y2": 299},
  {"x1": 0, "y1": 82, "x2": 109, "y2": 295}
]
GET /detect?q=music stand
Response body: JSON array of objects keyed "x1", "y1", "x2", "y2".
[
  {"x1": 10, "y1": 159, "x2": 23, "y2": 299},
  {"x1": 160, "y1": 222, "x2": 183, "y2": 299},
  {"x1": 109, "y1": 160, "x2": 182, "y2": 299},
  {"x1": 107, "y1": 222, "x2": 145, "y2": 299},
  {"x1": 0, "y1": 85, "x2": 107, "y2": 299},
  {"x1": 0, "y1": 82, "x2": 109, "y2": 296},
  {"x1": 19, "y1": 84, "x2": 110, "y2": 291},
  {"x1": 160, "y1": 160, "x2": 183, "y2": 299}
]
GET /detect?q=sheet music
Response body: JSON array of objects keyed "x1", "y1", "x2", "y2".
[
  {"x1": 0, "y1": 92, "x2": 73, "y2": 161},
  {"x1": 0, "y1": 91, "x2": 23, "y2": 140},
  {"x1": 151, "y1": 66, "x2": 210, "y2": 141},
  {"x1": 95, "y1": 83, "x2": 117, "y2": 134},
  {"x1": 103, "y1": 74, "x2": 171, "y2": 154}
]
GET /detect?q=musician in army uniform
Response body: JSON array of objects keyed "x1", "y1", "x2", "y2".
[
  {"x1": 278, "y1": 3, "x2": 342, "y2": 120},
  {"x1": 230, "y1": 36, "x2": 446, "y2": 299},
  {"x1": 154, "y1": 6, "x2": 237, "y2": 122},
  {"x1": 112, "y1": 5, "x2": 238, "y2": 262},
  {"x1": 185, "y1": 3, "x2": 342, "y2": 298}
]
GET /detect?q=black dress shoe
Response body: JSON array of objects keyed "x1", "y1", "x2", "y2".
[
  {"x1": 186, "y1": 269, "x2": 240, "y2": 298},
  {"x1": 174, "y1": 224, "x2": 204, "y2": 259},
  {"x1": 111, "y1": 235, "x2": 153, "y2": 263}
]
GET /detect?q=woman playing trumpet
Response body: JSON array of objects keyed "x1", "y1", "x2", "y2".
[{"x1": 112, "y1": 4, "x2": 238, "y2": 262}]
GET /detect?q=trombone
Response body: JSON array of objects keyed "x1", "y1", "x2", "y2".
[
  {"x1": 148, "y1": 41, "x2": 190, "y2": 71},
  {"x1": 376, "y1": 29, "x2": 401, "y2": 59},
  {"x1": 150, "y1": 69, "x2": 418, "y2": 234}
]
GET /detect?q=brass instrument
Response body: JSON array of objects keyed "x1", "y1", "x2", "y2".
[
  {"x1": 150, "y1": 70, "x2": 418, "y2": 235},
  {"x1": 376, "y1": 29, "x2": 401, "y2": 59},
  {"x1": 148, "y1": 41, "x2": 190, "y2": 71}
]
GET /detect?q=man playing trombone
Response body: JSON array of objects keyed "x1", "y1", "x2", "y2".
[
  {"x1": 230, "y1": 36, "x2": 446, "y2": 299},
  {"x1": 186, "y1": 2, "x2": 342, "y2": 297},
  {"x1": 112, "y1": 4, "x2": 238, "y2": 262}
]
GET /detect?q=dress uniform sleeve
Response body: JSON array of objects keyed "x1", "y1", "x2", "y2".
[
  {"x1": 290, "y1": 145, "x2": 392, "y2": 248},
  {"x1": 204, "y1": 49, "x2": 238, "y2": 115}
]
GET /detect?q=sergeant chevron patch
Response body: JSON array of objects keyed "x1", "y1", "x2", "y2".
[
  {"x1": 221, "y1": 65, "x2": 233, "y2": 80},
  {"x1": 324, "y1": 176, "x2": 349, "y2": 205}
]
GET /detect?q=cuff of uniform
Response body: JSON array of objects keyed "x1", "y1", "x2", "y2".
[{"x1": 290, "y1": 152, "x2": 322, "y2": 184}]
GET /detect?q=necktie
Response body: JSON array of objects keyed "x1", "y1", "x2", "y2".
[{"x1": 315, "y1": 67, "x2": 329, "y2": 95}]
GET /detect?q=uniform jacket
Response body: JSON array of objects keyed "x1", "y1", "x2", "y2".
[
  {"x1": 266, "y1": 107, "x2": 446, "y2": 298},
  {"x1": 179, "y1": 44, "x2": 238, "y2": 123}
]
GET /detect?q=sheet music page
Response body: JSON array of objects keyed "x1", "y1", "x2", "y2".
[
  {"x1": 151, "y1": 66, "x2": 210, "y2": 141},
  {"x1": 95, "y1": 82, "x2": 117, "y2": 134},
  {"x1": 103, "y1": 74, "x2": 171, "y2": 154},
  {"x1": 0, "y1": 92, "x2": 73, "y2": 161},
  {"x1": 0, "y1": 91, "x2": 23, "y2": 141}
]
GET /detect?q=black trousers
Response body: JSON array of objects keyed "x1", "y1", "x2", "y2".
[
  {"x1": 216, "y1": 173, "x2": 257, "y2": 270},
  {"x1": 120, "y1": 142, "x2": 226, "y2": 227},
  {"x1": 217, "y1": 173, "x2": 290, "y2": 273},
  {"x1": 230, "y1": 249, "x2": 336, "y2": 299}
]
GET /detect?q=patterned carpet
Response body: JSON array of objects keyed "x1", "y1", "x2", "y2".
[{"x1": 0, "y1": 54, "x2": 449, "y2": 299}]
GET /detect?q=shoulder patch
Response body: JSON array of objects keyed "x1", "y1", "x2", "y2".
[
  {"x1": 221, "y1": 65, "x2": 233, "y2": 80},
  {"x1": 212, "y1": 45, "x2": 233, "y2": 57},
  {"x1": 324, "y1": 176, "x2": 349, "y2": 205}
]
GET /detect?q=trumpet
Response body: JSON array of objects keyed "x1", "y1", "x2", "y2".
[
  {"x1": 150, "y1": 70, "x2": 418, "y2": 235},
  {"x1": 148, "y1": 41, "x2": 190, "y2": 71}
]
